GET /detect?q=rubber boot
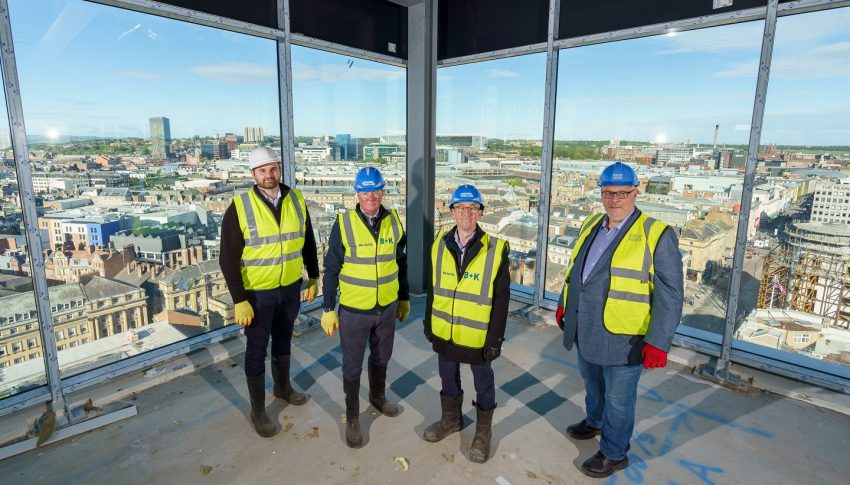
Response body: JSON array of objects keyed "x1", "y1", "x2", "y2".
[
  {"x1": 271, "y1": 355, "x2": 307, "y2": 405},
  {"x1": 344, "y1": 379, "x2": 363, "y2": 448},
  {"x1": 469, "y1": 402, "x2": 494, "y2": 463},
  {"x1": 246, "y1": 374, "x2": 276, "y2": 438},
  {"x1": 423, "y1": 392, "x2": 463, "y2": 442},
  {"x1": 368, "y1": 362, "x2": 399, "y2": 417}
]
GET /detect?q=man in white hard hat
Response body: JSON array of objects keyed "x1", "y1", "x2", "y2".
[{"x1": 219, "y1": 146, "x2": 320, "y2": 437}]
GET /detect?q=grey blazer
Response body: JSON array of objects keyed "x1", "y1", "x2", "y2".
[{"x1": 561, "y1": 208, "x2": 684, "y2": 366}]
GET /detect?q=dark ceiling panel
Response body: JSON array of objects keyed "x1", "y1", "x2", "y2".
[
  {"x1": 156, "y1": 0, "x2": 278, "y2": 29},
  {"x1": 438, "y1": 0, "x2": 549, "y2": 60},
  {"x1": 290, "y1": 0, "x2": 407, "y2": 59},
  {"x1": 560, "y1": 0, "x2": 767, "y2": 39}
]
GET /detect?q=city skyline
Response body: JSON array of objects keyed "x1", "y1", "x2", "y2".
[{"x1": 0, "y1": 1, "x2": 847, "y2": 147}]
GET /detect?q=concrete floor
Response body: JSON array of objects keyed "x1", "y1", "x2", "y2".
[{"x1": 1, "y1": 299, "x2": 849, "y2": 484}]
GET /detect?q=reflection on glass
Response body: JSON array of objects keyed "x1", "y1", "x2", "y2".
[
  {"x1": 436, "y1": 53, "x2": 546, "y2": 287},
  {"x1": 0, "y1": 67, "x2": 47, "y2": 399},
  {"x1": 290, "y1": 45, "x2": 406, "y2": 296},
  {"x1": 736, "y1": 7, "x2": 850, "y2": 368},
  {"x1": 546, "y1": 22, "x2": 764, "y2": 334},
  {"x1": 8, "y1": 0, "x2": 279, "y2": 378}
]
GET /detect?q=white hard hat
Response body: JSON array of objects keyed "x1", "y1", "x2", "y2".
[{"x1": 248, "y1": 147, "x2": 280, "y2": 170}]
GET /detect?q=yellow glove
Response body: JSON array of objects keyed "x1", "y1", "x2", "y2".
[
  {"x1": 303, "y1": 278, "x2": 318, "y2": 303},
  {"x1": 396, "y1": 300, "x2": 410, "y2": 322},
  {"x1": 234, "y1": 301, "x2": 254, "y2": 327},
  {"x1": 320, "y1": 310, "x2": 339, "y2": 337}
]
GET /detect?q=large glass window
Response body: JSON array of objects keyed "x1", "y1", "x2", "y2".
[
  {"x1": 8, "y1": 0, "x2": 279, "y2": 377},
  {"x1": 436, "y1": 53, "x2": 546, "y2": 288},
  {"x1": 737, "y1": 7, "x2": 850, "y2": 370},
  {"x1": 546, "y1": 22, "x2": 764, "y2": 338},
  {"x1": 290, "y1": 45, "x2": 406, "y2": 292},
  {"x1": 0, "y1": 62, "x2": 46, "y2": 399}
]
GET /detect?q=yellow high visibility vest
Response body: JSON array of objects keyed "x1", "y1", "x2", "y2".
[
  {"x1": 561, "y1": 212, "x2": 668, "y2": 335},
  {"x1": 431, "y1": 231, "x2": 507, "y2": 349},
  {"x1": 232, "y1": 188, "x2": 306, "y2": 290},
  {"x1": 338, "y1": 209, "x2": 402, "y2": 310}
]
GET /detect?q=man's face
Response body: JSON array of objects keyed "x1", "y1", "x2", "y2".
[
  {"x1": 357, "y1": 189, "x2": 384, "y2": 214},
  {"x1": 252, "y1": 162, "x2": 281, "y2": 190},
  {"x1": 600, "y1": 184, "x2": 637, "y2": 222},
  {"x1": 451, "y1": 203, "x2": 483, "y2": 232}
]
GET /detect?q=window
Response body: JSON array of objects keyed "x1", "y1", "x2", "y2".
[
  {"x1": 437, "y1": 53, "x2": 546, "y2": 290},
  {"x1": 27, "y1": 338, "x2": 36, "y2": 349}
]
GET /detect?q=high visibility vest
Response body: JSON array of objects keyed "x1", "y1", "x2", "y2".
[
  {"x1": 338, "y1": 209, "x2": 402, "y2": 310},
  {"x1": 431, "y1": 231, "x2": 507, "y2": 349},
  {"x1": 561, "y1": 212, "x2": 668, "y2": 335},
  {"x1": 232, "y1": 188, "x2": 306, "y2": 290}
]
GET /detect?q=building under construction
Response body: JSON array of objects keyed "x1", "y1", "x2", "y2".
[{"x1": 759, "y1": 222, "x2": 850, "y2": 329}]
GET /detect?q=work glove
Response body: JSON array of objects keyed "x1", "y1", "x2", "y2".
[
  {"x1": 641, "y1": 343, "x2": 668, "y2": 369},
  {"x1": 483, "y1": 344, "x2": 502, "y2": 362},
  {"x1": 303, "y1": 278, "x2": 318, "y2": 303},
  {"x1": 320, "y1": 310, "x2": 339, "y2": 337},
  {"x1": 555, "y1": 305, "x2": 565, "y2": 330},
  {"x1": 234, "y1": 301, "x2": 254, "y2": 327},
  {"x1": 396, "y1": 300, "x2": 410, "y2": 322}
]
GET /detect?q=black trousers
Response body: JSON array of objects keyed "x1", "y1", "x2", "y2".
[
  {"x1": 243, "y1": 281, "x2": 301, "y2": 377},
  {"x1": 339, "y1": 302, "x2": 398, "y2": 382},
  {"x1": 438, "y1": 353, "x2": 496, "y2": 410}
]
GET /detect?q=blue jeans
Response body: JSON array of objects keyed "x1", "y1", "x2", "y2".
[{"x1": 577, "y1": 350, "x2": 643, "y2": 461}]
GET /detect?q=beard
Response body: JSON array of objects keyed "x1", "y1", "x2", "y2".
[{"x1": 258, "y1": 178, "x2": 278, "y2": 189}]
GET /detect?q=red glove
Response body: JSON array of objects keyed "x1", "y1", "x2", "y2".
[
  {"x1": 555, "y1": 306, "x2": 565, "y2": 330},
  {"x1": 641, "y1": 343, "x2": 667, "y2": 369}
]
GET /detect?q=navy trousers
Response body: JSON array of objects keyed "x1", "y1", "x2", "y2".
[
  {"x1": 438, "y1": 353, "x2": 496, "y2": 410},
  {"x1": 339, "y1": 302, "x2": 398, "y2": 382},
  {"x1": 243, "y1": 281, "x2": 301, "y2": 377}
]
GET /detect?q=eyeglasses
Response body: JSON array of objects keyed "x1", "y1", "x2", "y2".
[
  {"x1": 452, "y1": 205, "x2": 481, "y2": 214},
  {"x1": 601, "y1": 190, "x2": 635, "y2": 200}
]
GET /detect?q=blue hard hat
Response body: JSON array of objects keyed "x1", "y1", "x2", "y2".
[
  {"x1": 598, "y1": 162, "x2": 639, "y2": 187},
  {"x1": 449, "y1": 184, "x2": 484, "y2": 208},
  {"x1": 354, "y1": 166, "x2": 386, "y2": 192}
]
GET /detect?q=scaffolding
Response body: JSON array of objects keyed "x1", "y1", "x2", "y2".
[{"x1": 758, "y1": 223, "x2": 850, "y2": 329}]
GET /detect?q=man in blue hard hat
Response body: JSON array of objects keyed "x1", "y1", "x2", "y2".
[
  {"x1": 321, "y1": 166, "x2": 410, "y2": 448},
  {"x1": 422, "y1": 184, "x2": 511, "y2": 463},
  {"x1": 219, "y1": 146, "x2": 319, "y2": 437},
  {"x1": 555, "y1": 161, "x2": 683, "y2": 478}
]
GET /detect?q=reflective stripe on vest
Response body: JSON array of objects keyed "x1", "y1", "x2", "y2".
[
  {"x1": 430, "y1": 231, "x2": 506, "y2": 349},
  {"x1": 560, "y1": 212, "x2": 667, "y2": 335},
  {"x1": 233, "y1": 188, "x2": 306, "y2": 290},
  {"x1": 338, "y1": 209, "x2": 402, "y2": 310}
]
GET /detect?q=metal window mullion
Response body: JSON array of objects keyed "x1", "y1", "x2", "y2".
[
  {"x1": 534, "y1": 0, "x2": 560, "y2": 307},
  {"x1": 278, "y1": 0, "x2": 296, "y2": 187},
  {"x1": 0, "y1": 0, "x2": 67, "y2": 418},
  {"x1": 720, "y1": 0, "x2": 779, "y2": 373}
]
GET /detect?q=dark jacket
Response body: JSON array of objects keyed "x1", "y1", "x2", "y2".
[
  {"x1": 424, "y1": 226, "x2": 511, "y2": 364},
  {"x1": 560, "y1": 208, "x2": 683, "y2": 366},
  {"x1": 219, "y1": 184, "x2": 320, "y2": 304},
  {"x1": 322, "y1": 204, "x2": 409, "y2": 314}
]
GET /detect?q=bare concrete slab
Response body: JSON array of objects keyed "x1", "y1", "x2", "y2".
[{"x1": 1, "y1": 299, "x2": 849, "y2": 484}]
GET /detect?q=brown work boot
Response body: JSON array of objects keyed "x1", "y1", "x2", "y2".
[
  {"x1": 469, "y1": 402, "x2": 494, "y2": 463},
  {"x1": 423, "y1": 392, "x2": 463, "y2": 442}
]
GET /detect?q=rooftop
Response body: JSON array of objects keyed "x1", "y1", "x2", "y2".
[{"x1": 1, "y1": 300, "x2": 848, "y2": 483}]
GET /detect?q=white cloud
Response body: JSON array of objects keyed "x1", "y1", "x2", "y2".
[
  {"x1": 117, "y1": 23, "x2": 141, "y2": 41},
  {"x1": 114, "y1": 70, "x2": 164, "y2": 80},
  {"x1": 292, "y1": 62, "x2": 405, "y2": 83},
  {"x1": 487, "y1": 69, "x2": 520, "y2": 78},
  {"x1": 187, "y1": 62, "x2": 277, "y2": 84}
]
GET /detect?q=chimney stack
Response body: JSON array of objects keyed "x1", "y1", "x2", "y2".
[{"x1": 713, "y1": 124, "x2": 719, "y2": 149}]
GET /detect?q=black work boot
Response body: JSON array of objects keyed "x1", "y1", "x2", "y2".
[
  {"x1": 368, "y1": 362, "x2": 399, "y2": 417},
  {"x1": 423, "y1": 392, "x2": 463, "y2": 442},
  {"x1": 566, "y1": 419, "x2": 600, "y2": 440},
  {"x1": 271, "y1": 355, "x2": 307, "y2": 405},
  {"x1": 246, "y1": 374, "x2": 276, "y2": 438},
  {"x1": 469, "y1": 401, "x2": 494, "y2": 463},
  {"x1": 580, "y1": 450, "x2": 629, "y2": 478},
  {"x1": 343, "y1": 379, "x2": 363, "y2": 448}
]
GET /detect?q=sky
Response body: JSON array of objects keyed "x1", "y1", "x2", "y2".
[{"x1": 2, "y1": 0, "x2": 848, "y2": 146}]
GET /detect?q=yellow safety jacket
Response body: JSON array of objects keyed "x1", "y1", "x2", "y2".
[
  {"x1": 232, "y1": 188, "x2": 306, "y2": 290},
  {"x1": 561, "y1": 212, "x2": 668, "y2": 335},
  {"x1": 338, "y1": 209, "x2": 402, "y2": 310},
  {"x1": 431, "y1": 232, "x2": 507, "y2": 349}
]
